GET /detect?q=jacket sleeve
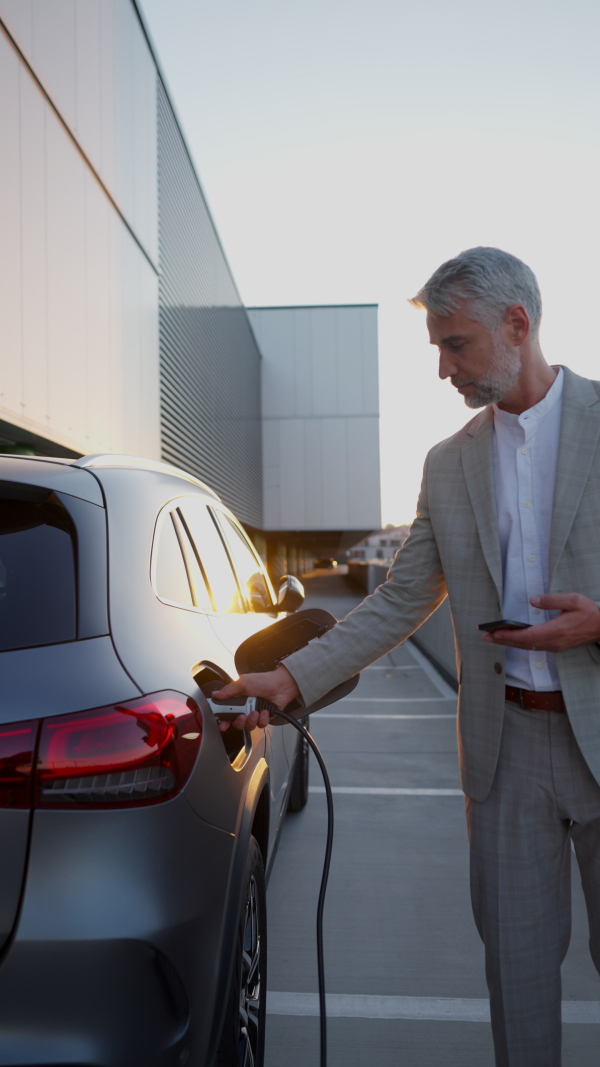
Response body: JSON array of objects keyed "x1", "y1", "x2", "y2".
[{"x1": 283, "y1": 452, "x2": 447, "y2": 707}]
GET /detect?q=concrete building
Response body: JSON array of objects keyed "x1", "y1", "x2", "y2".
[
  {"x1": 249, "y1": 304, "x2": 381, "y2": 575},
  {"x1": 0, "y1": 0, "x2": 381, "y2": 576}
]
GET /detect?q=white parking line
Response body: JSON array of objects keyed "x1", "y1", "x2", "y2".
[
  {"x1": 309, "y1": 786, "x2": 463, "y2": 796},
  {"x1": 266, "y1": 992, "x2": 600, "y2": 1024},
  {"x1": 314, "y1": 713, "x2": 456, "y2": 719}
]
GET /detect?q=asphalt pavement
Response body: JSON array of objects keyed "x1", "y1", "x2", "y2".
[{"x1": 265, "y1": 572, "x2": 600, "y2": 1066}]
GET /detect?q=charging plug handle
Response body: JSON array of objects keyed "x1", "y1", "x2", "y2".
[{"x1": 207, "y1": 695, "x2": 259, "y2": 721}]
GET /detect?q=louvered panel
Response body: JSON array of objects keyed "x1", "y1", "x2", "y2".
[{"x1": 157, "y1": 80, "x2": 262, "y2": 527}]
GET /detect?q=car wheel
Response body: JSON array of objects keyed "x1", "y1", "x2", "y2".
[
  {"x1": 287, "y1": 721, "x2": 309, "y2": 812},
  {"x1": 215, "y1": 836, "x2": 267, "y2": 1067}
]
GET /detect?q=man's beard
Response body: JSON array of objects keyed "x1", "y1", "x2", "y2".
[{"x1": 454, "y1": 337, "x2": 521, "y2": 409}]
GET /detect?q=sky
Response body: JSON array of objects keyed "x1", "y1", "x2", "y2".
[{"x1": 139, "y1": 0, "x2": 600, "y2": 526}]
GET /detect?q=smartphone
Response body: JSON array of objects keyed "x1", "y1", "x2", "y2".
[{"x1": 478, "y1": 619, "x2": 531, "y2": 633}]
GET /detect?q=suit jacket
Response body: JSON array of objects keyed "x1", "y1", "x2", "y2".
[{"x1": 285, "y1": 367, "x2": 600, "y2": 801}]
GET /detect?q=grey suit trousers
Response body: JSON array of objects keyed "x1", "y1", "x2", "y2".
[{"x1": 466, "y1": 700, "x2": 600, "y2": 1067}]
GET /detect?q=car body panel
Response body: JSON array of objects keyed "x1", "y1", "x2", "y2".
[
  {"x1": 0, "y1": 637, "x2": 141, "y2": 723},
  {"x1": 0, "y1": 939, "x2": 188, "y2": 1066},
  {"x1": 0, "y1": 812, "x2": 30, "y2": 955},
  {"x1": 96, "y1": 466, "x2": 292, "y2": 838},
  {"x1": 4, "y1": 798, "x2": 236, "y2": 1066},
  {"x1": 0, "y1": 456, "x2": 303, "y2": 1066},
  {"x1": 0, "y1": 457, "x2": 104, "y2": 507}
]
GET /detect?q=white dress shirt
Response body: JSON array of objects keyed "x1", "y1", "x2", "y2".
[{"x1": 492, "y1": 367, "x2": 564, "y2": 691}]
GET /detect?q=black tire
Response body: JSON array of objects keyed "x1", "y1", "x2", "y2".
[
  {"x1": 287, "y1": 720, "x2": 309, "y2": 812},
  {"x1": 214, "y1": 837, "x2": 267, "y2": 1067}
]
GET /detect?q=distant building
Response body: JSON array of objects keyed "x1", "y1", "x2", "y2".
[{"x1": 347, "y1": 523, "x2": 410, "y2": 563}]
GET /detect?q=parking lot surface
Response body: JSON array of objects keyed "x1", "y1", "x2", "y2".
[{"x1": 265, "y1": 573, "x2": 600, "y2": 1066}]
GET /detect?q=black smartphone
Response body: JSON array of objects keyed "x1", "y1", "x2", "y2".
[{"x1": 478, "y1": 619, "x2": 532, "y2": 633}]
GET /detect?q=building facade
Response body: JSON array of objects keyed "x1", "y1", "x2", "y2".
[{"x1": 0, "y1": 0, "x2": 381, "y2": 568}]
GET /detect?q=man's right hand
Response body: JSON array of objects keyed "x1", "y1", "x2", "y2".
[{"x1": 213, "y1": 664, "x2": 301, "y2": 732}]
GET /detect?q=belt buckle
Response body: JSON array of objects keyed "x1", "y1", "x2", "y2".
[{"x1": 517, "y1": 687, "x2": 526, "y2": 710}]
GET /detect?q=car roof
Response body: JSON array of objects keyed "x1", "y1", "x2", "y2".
[
  {"x1": 1, "y1": 452, "x2": 219, "y2": 497},
  {"x1": 75, "y1": 455, "x2": 220, "y2": 498},
  {"x1": 0, "y1": 454, "x2": 220, "y2": 505}
]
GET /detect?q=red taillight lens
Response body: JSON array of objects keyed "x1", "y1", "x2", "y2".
[
  {"x1": 35, "y1": 692, "x2": 202, "y2": 809},
  {"x1": 0, "y1": 720, "x2": 39, "y2": 808}
]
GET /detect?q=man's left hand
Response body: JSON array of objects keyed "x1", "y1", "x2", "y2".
[{"x1": 482, "y1": 594, "x2": 600, "y2": 652}]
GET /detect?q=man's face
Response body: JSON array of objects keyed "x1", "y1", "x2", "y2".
[{"x1": 427, "y1": 305, "x2": 521, "y2": 409}]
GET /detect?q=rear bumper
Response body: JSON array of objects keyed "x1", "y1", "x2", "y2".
[
  {"x1": 0, "y1": 799, "x2": 237, "y2": 1066},
  {"x1": 0, "y1": 940, "x2": 188, "y2": 1066}
]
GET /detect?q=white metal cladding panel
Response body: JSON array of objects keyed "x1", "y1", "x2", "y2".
[
  {"x1": 45, "y1": 101, "x2": 87, "y2": 446},
  {"x1": 157, "y1": 79, "x2": 263, "y2": 528},
  {"x1": 345, "y1": 416, "x2": 382, "y2": 527},
  {"x1": 335, "y1": 306, "x2": 379, "y2": 415},
  {"x1": 250, "y1": 304, "x2": 381, "y2": 531},
  {"x1": 249, "y1": 304, "x2": 379, "y2": 419},
  {"x1": 20, "y1": 59, "x2": 47, "y2": 428},
  {"x1": 0, "y1": 29, "x2": 160, "y2": 458},
  {"x1": 262, "y1": 416, "x2": 381, "y2": 531},
  {"x1": 309, "y1": 312, "x2": 338, "y2": 416},
  {"x1": 277, "y1": 419, "x2": 307, "y2": 530},
  {"x1": 320, "y1": 419, "x2": 349, "y2": 526},
  {"x1": 0, "y1": 0, "x2": 158, "y2": 266},
  {"x1": 0, "y1": 31, "x2": 23, "y2": 418}
]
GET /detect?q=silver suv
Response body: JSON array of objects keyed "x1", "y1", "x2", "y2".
[{"x1": 0, "y1": 453, "x2": 309, "y2": 1067}]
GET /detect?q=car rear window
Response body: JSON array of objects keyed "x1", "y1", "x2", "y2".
[{"x1": 0, "y1": 493, "x2": 76, "y2": 652}]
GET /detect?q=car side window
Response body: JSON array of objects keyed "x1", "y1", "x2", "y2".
[
  {"x1": 173, "y1": 510, "x2": 214, "y2": 612},
  {"x1": 154, "y1": 511, "x2": 193, "y2": 607},
  {"x1": 213, "y1": 511, "x2": 276, "y2": 612},
  {"x1": 178, "y1": 499, "x2": 245, "y2": 613}
]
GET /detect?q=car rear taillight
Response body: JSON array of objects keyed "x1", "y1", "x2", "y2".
[
  {"x1": 0, "y1": 720, "x2": 38, "y2": 808},
  {"x1": 35, "y1": 692, "x2": 202, "y2": 808}
]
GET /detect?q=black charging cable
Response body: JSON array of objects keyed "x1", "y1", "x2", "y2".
[
  {"x1": 265, "y1": 707, "x2": 333, "y2": 1067},
  {"x1": 207, "y1": 676, "x2": 334, "y2": 1067}
]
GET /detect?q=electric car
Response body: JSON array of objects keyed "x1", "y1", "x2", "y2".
[{"x1": 0, "y1": 453, "x2": 310, "y2": 1067}]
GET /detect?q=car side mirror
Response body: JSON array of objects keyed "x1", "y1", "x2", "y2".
[{"x1": 277, "y1": 575, "x2": 305, "y2": 613}]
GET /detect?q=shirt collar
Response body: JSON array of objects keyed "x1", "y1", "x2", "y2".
[{"x1": 493, "y1": 366, "x2": 564, "y2": 431}]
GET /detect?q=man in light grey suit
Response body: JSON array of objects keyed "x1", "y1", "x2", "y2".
[{"x1": 216, "y1": 247, "x2": 600, "y2": 1066}]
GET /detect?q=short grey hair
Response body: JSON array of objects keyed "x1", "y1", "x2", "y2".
[{"x1": 409, "y1": 247, "x2": 542, "y2": 336}]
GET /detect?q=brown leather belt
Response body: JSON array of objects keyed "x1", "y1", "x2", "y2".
[{"x1": 505, "y1": 685, "x2": 567, "y2": 713}]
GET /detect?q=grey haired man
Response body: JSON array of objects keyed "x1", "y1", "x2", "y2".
[{"x1": 217, "y1": 247, "x2": 600, "y2": 1066}]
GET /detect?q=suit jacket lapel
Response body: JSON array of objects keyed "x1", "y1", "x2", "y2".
[
  {"x1": 461, "y1": 407, "x2": 503, "y2": 601},
  {"x1": 549, "y1": 367, "x2": 600, "y2": 583}
]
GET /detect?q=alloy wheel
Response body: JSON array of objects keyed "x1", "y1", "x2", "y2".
[{"x1": 238, "y1": 873, "x2": 262, "y2": 1066}]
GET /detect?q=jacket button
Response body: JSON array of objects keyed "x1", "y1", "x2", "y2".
[{"x1": 494, "y1": 662, "x2": 503, "y2": 674}]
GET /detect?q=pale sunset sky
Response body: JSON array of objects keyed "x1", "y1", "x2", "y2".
[{"x1": 140, "y1": 0, "x2": 600, "y2": 526}]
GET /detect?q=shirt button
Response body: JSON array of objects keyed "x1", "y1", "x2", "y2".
[
  {"x1": 534, "y1": 608, "x2": 542, "y2": 615},
  {"x1": 524, "y1": 501, "x2": 532, "y2": 508},
  {"x1": 494, "y1": 663, "x2": 503, "y2": 674},
  {"x1": 521, "y1": 448, "x2": 528, "y2": 455},
  {"x1": 529, "y1": 554, "x2": 536, "y2": 562},
  {"x1": 536, "y1": 661, "x2": 543, "y2": 669}
]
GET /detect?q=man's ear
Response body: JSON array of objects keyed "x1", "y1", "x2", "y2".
[{"x1": 504, "y1": 304, "x2": 530, "y2": 346}]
